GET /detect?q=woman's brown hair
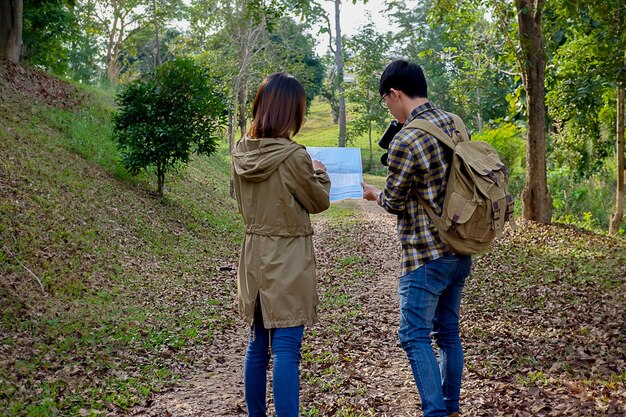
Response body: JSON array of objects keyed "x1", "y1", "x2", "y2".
[{"x1": 248, "y1": 73, "x2": 306, "y2": 139}]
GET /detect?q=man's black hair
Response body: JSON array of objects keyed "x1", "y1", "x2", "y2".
[{"x1": 378, "y1": 59, "x2": 428, "y2": 99}]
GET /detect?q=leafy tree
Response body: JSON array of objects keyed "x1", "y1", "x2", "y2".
[
  {"x1": 88, "y1": 0, "x2": 182, "y2": 84},
  {"x1": 113, "y1": 58, "x2": 226, "y2": 196},
  {"x1": 301, "y1": 0, "x2": 368, "y2": 147},
  {"x1": 546, "y1": 0, "x2": 625, "y2": 234},
  {"x1": 387, "y1": 0, "x2": 513, "y2": 131},
  {"x1": 265, "y1": 16, "x2": 324, "y2": 108},
  {"x1": 21, "y1": 0, "x2": 75, "y2": 73},
  {"x1": 429, "y1": 0, "x2": 552, "y2": 223},
  {"x1": 345, "y1": 19, "x2": 392, "y2": 170},
  {"x1": 189, "y1": 3, "x2": 323, "y2": 156},
  {"x1": 387, "y1": 0, "x2": 456, "y2": 113},
  {"x1": 118, "y1": 26, "x2": 181, "y2": 81},
  {"x1": 67, "y1": 0, "x2": 104, "y2": 83},
  {"x1": 189, "y1": 0, "x2": 271, "y2": 153}
]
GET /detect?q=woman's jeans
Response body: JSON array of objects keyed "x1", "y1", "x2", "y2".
[
  {"x1": 398, "y1": 254, "x2": 472, "y2": 417},
  {"x1": 244, "y1": 311, "x2": 304, "y2": 417}
]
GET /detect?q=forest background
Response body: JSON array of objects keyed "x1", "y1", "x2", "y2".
[{"x1": 1, "y1": 0, "x2": 624, "y2": 232}]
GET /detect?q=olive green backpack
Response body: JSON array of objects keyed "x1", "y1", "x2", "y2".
[{"x1": 405, "y1": 114, "x2": 515, "y2": 255}]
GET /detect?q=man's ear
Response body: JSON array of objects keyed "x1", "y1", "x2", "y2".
[{"x1": 389, "y1": 88, "x2": 403, "y2": 101}]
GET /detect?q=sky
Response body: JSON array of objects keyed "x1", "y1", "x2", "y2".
[{"x1": 313, "y1": 0, "x2": 395, "y2": 56}]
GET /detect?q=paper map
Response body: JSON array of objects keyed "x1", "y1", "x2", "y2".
[{"x1": 306, "y1": 147, "x2": 363, "y2": 202}]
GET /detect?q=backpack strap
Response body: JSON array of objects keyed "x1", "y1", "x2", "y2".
[
  {"x1": 449, "y1": 113, "x2": 470, "y2": 142},
  {"x1": 402, "y1": 113, "x2": 470, "y2": 239},
  {"x1": 405, "y1": 119, "x2": 457, "y2": 150},
  {"x1": 404, "y1": 113, "x2": 470, "y2": 150}
]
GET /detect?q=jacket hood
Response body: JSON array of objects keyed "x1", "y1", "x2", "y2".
[{"x1": 232, "y1": 137, "x2": 303, "y2": 183}]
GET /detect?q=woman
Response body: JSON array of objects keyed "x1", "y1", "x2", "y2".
[{"x1": 232, "y1": 72, "x2": 331, "y2": 417}]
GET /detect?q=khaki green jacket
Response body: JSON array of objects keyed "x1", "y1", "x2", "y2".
[{"x1": 232, "y1": 137, "x2": 331, "y2": 328}]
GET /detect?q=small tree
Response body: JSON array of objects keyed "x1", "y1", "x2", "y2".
[{"x1": 114, "y1": 57, "x2": 226, "y2": 196}]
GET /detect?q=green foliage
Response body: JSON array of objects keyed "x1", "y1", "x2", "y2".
[
  {"x1": 22, "y1": 0, "x2": 75, "y2": 74},
  {"x1": 549, "y1": 166, "x2": 619, "y2": 232},
  {"x1": 265, "y1": 17, "x2": 325, "y2": 108},
  {"x1": 1, "y1": 77, "x2": 242, "y2": 415},
  {"x1": 66, "y1": 0, "x2": 103, "y2": 83},
  {"x1": 388, "y1": 0, "x2": 514, "y2": 130},
  {"x1": 119, "y1": 27, "x2": 183, "y2": 82},
  {"x1": 472, "y1": 121, "x2": 525, "y2": 174},
  {"x1": 113, "y1": 58, "x2": 226, "y2": 195},
  {"x1": 545, "y1": 0, "x2": 624, "y2": 177},
  {"x1": 546, "y1": 36, "x2": 613, "y2": 176}
]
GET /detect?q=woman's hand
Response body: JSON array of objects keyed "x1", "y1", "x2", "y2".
[{"x1": 312, "y1": 160, "x2": 326, "y2": 172}]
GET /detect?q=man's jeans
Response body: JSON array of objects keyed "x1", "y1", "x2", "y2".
[
  {"x1": 244, "y1": 312, "x2": 304, "y2": 417},
  {"x1": 398, "y1": 254, "x2": 472, "y2": 417}
]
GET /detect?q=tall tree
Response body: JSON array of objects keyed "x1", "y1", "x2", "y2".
[
  {"x1": 419, "y1": 0, "x2": 515, "y2": 131},
  {"x1": 345, "y1": 19, "x2": 391, "y2": 169},
  {"x1": 432, "y1": 0, "x2": 552, "y2": 222},
  {"x1": 387, "y1": 0, "x2": 456, "y2": 113},
  {"x1": 513, "y1": 0, "x2": 552, "y2": 223},
  {"x1": 68, "y1": 0, "x2": 102, "y2": 82},
  {"x1": 93, "y1": 0, "x2": 145, "y2": 84},
  {"x1": 264, "y1": 16, "x2": 324, "y2": 107},
  {"x1": 0, "y1": 0, "x2": 24, "y2": 62},
  {"x1": 306, "y1": 0, "x2": 367, "y2": 147},
  {"x1": 332, "y1": 0, "x2": 346, "y2": 146},
  {"x1": 614, "y1": 51, "x2": 625, "y2": 234}
]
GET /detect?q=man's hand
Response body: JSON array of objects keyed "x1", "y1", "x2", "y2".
[
  {"x1": 312, "y1": 160, "x2": 326, "y2": 172},
  {"x1": 361, "y1": 181, "x2": 382, "y2": 203}
]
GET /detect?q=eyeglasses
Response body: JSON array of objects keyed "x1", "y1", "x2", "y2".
[{"x1": 378, "y1": 92, "x2": 389, "y2": 109}]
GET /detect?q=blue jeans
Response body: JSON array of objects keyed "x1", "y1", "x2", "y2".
[
  {"x1": 244, "y1": 311, "x2": 304, "y2": 417},
  {"x1": 398, "y1": 254, "x2": 472, "y2": 417}
]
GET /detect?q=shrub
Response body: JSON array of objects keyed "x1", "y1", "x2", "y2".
[
  {"x1": 113, "y1": 58, "x2": 226, "y2": 195},
  {"x1": 472, "y1": 121, "x2": 525, "y2": 175}
]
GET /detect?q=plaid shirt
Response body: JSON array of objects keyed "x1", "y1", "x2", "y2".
[{"x1": 380, "y1": 102, "x2": 458, "y2": 276}]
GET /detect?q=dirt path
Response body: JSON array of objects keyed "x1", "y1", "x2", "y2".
[
  {"x1": 132, "y1": 200, "x2": 422, "y2": 416},
  {"x1": 132, "y1": 199, "x2": 626, "y2": 417}
]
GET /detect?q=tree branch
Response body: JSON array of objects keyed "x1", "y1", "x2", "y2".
[{"x1": 2, "y1": 245, "x2": 46, "y2": 293}]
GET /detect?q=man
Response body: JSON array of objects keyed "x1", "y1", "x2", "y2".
[{"x1": 361, "y1": 59, "x2": 471, "y2": 417}]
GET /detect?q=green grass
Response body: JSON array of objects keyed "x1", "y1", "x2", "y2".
[
  {"x1": 298, "y1": 99, "x2": 389, "y2": 175},
  {"x1": 0, "y1": 80, "x2": 241, "y2": 415}
]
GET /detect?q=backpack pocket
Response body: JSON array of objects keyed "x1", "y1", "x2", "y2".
[{"x1": 445, "y1": 192, "x2": 494, "y2": 242}]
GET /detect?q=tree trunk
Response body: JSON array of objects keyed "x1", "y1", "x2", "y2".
[
  {"x1": 609, "y1": 59, "x2": 625, "y2": 234},
  {"x1": 334, "y1": 0, "x2": 347, "y2": 147},
  {"x1": 368, "y1": 120, "x2": 373, "y2": 172},
  {"x1": 157, "y1": 163, "x2": 165, "y2": 196},
  {"x1": 106, "y1": 13, "x2": 119, "y2": 85},
  {"x1": 517, "y1": 0, "x2": 552, "y2": 223},
  {"x1": 0, "y1": 0, "x2": 23, "y2": 62},
  {"x1": 238, "y1": 82, "x2": 248, "y2": 138},
  {"x1": 475, "y1": 82, "x2": 483, "y2": 132},
  {"x1": 152, "y1": 0, "x2": 161, "y2": 67},
  {"x1": 228, "y1": 106, "x2": 235, "y2": 198}
]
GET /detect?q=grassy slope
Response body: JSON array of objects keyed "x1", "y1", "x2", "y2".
[{"x1": 0, "y1": 79, "x2": 242, "y2": 414}]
